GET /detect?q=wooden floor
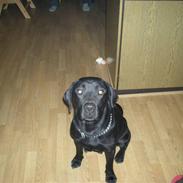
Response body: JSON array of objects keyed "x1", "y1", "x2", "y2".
[{"x1": 0, "y1": 1, "x2": 183, "y2": 183}]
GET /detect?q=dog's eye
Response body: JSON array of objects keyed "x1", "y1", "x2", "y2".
[
  {"x1": 77, "y1": 89, "x2": 83, "y2": 95},
  {"x1": 98, "y1": 90, "x2": 105, "y2": 95}
]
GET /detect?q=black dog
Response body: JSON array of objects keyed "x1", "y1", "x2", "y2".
[{"x1": 63, "y1": 77, "x2": 131, "y2": 183}]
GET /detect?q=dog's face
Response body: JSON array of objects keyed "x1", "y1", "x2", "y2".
[{"x1": 64, "y1": 77, "x2": 118, "y2": 122}]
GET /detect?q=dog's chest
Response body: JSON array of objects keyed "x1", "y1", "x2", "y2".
[
  {"x1": 80, "y1": 136, "x2": 115, "y2": 153},
  {"x1": 81, "y1": 137, "x2": 110, "y2": 153}
]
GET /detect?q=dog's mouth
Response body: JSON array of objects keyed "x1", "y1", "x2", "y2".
[
  {"x1": 81, "y1": 102, "x2": 98, "y2": 122},
  {"x1": 83, "y1": 114, "x2": 96, "y2": 122},
  {"x1": 83, "y1": 111, "x2": 97, "y2": 122}
]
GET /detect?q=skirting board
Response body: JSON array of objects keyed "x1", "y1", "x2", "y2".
[{"x1": 118, "y1": 87, "x2": 183, "y2": 96}]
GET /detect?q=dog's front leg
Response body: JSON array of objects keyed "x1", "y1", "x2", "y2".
[
  {"x1": 71, "y1": 141, "x2": 83, "y2": 168},
  {"x1": 105, "y1": 149, "x2": 117, "y2": 183}
]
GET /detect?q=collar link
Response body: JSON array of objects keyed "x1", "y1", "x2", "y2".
[{"x1": 78, "y1": 113, "x2": 113, "y2": 139}]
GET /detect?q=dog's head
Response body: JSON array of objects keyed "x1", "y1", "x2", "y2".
[{"x1": 63, "y1": 77, "x2": 118, "y2": 122}]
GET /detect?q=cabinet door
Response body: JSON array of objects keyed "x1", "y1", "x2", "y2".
[
  {"x1": 105, "y1": 0, "x2": 123, "y2": 88},
  {"x1": 119, "y1": 1, "x2": 183, "y2": 90}
]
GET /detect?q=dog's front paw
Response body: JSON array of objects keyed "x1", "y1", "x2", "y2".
[
  {"x1": 71, "y1": 157, "x2": 83, "y2": 169},
  {"x1": 105, "y1": 173, "x2": 117, "y2": 183}
]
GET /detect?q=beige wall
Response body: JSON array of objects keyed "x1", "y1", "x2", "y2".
[{"x1": 118, "y1": 1, "x2": 183, "y2": 90}]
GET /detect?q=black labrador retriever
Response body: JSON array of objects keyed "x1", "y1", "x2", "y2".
[{"x1": 63, "y1": 77, "x2": 131, "y2": 183}]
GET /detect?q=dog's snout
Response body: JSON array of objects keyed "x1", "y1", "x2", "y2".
[
  {"x1": 82, "y1": 102, "x2": 97, "y2": 121},
  {"x1": 84, "y1": 103, "x2": 96, "y2": 112}
]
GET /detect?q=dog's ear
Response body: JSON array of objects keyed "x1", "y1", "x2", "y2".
[
  {"x1": 107, "y1": 83, "x2": 118, "y2": 108},
  {"x1": 63, "y1": 81, "x2": 77, "y2": 113}
]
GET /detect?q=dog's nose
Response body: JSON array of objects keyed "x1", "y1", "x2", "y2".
[{"x1": 84, "y1": 103, "x2": 96, "y2": 112}]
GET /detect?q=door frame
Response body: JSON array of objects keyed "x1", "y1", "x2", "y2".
[{"x1": 105, "y1": 0, "x2": 125, "y2": 89}]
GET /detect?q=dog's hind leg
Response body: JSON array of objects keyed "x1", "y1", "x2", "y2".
[
  {"x1": 71, "y1": 141, "x2": 84, "y2": 168},
  {"x1": 115, "y1": 131, "x2": 131, "y2": 163}
]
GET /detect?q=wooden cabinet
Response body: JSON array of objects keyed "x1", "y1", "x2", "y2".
[
  {"x1": 105, "y1": 0, "x2": 122, "y2": 87},
  {"x1": 106, "y1": 1, "x2": 183, "y2": 92}
]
